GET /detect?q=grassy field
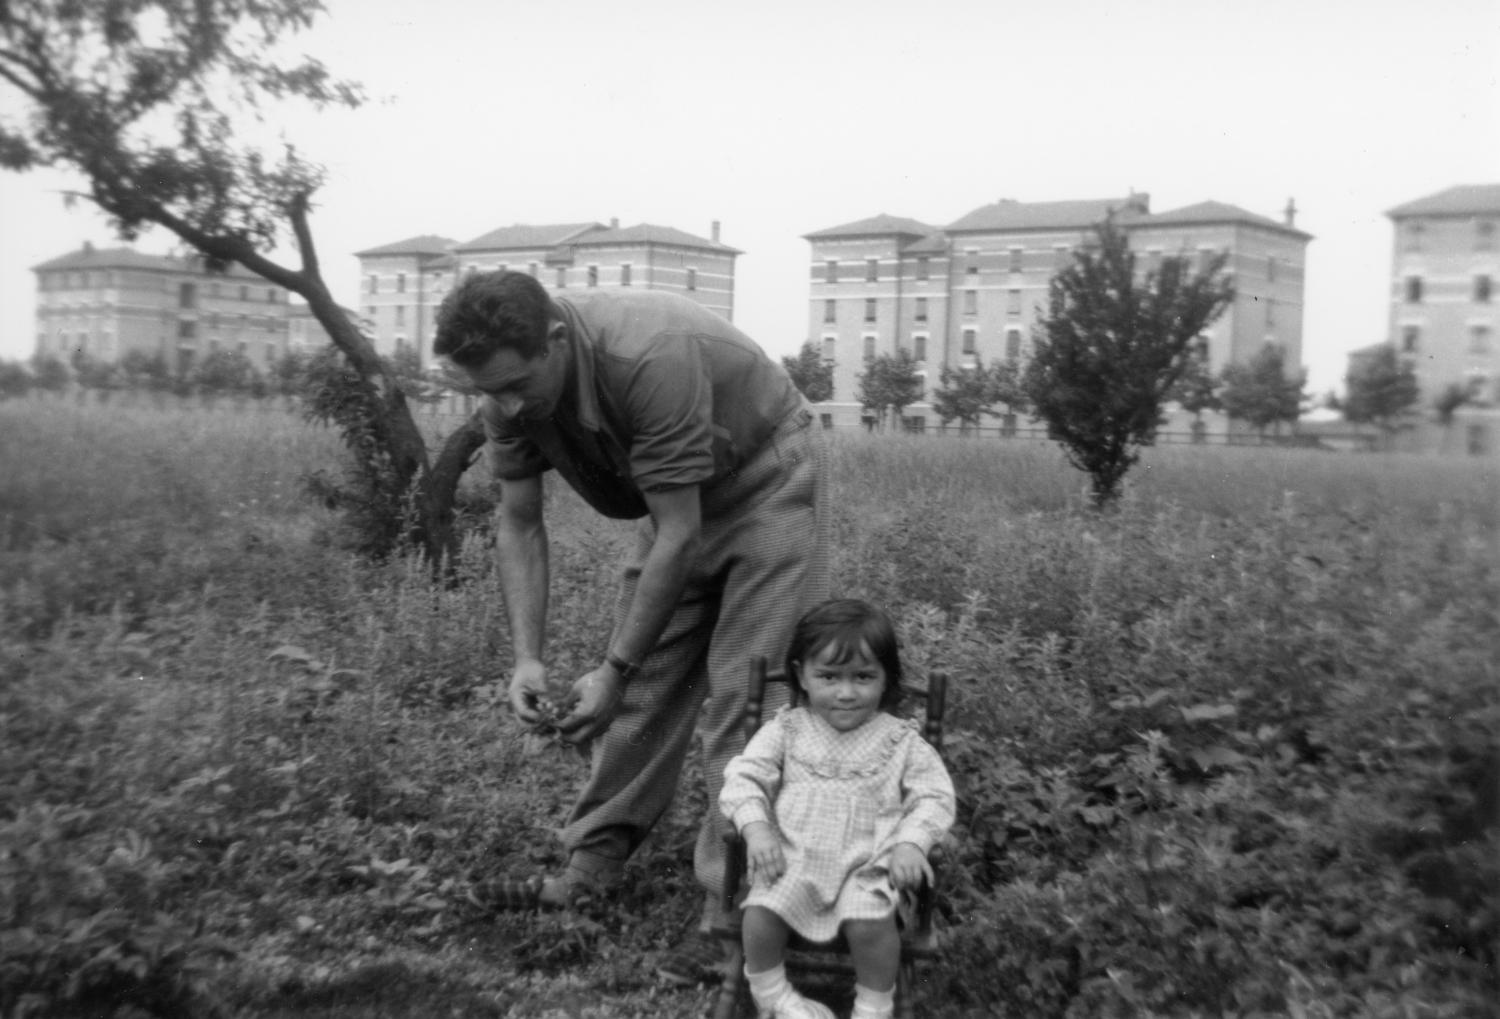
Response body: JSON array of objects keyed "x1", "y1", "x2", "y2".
[{"x1": 2, "y1": 399, "x2": 1496, "y2": 1018}]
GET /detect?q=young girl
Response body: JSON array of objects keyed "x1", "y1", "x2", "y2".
[{"x1": 719, "y1": 599, "x2": 956, "y2": 1019}]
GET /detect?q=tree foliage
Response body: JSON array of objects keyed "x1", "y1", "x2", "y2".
[
  {"x1": 0, "y1": 0, "x2": 482, "y2": 562},
  {"x1": 856, "y1": 348, "x2": 924, "y2": 430},
  {"x1": 931, "y1": 361, "x2": 995, "y2": 433},
  {"x1": 30, "y1": 353, "x2": 70, "y2": 393},
  {"x1": 1168, "y1": 348, "x2": 1222, "y2": 420},
  {"x1": 0, "y1": 361, "x2": 32, "y2": 400},
  {"x1": 1342, "y1": 345, "x2": 1419, "y2": 444},
  {"x1": 1221, "y1": 344, "x2": 1306, "y2": 437},
  {"x1": 1022, "y1": 218, "x2": 1235, "y2": 507},
  {"x1": 781, "y1": 340, "x2": 834, "y2": 403}
]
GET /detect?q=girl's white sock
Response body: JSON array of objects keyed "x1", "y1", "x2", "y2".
[
  {"x1": 746, "y1": 963, "x2": 790, "y2": 1009},
  {"x1": 851, "y1": 983, "x2": 896, "y2": 1019}
]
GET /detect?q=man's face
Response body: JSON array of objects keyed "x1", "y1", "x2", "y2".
[{"x1": 464, "y1": 327, "x2": 568, "y2": 422}]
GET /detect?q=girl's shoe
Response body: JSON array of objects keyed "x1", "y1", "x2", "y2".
[{"x1": 762, "y1": 992, "x2": 835, "y2": 1019}]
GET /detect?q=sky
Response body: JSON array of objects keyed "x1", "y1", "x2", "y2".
[{"x1": 1, "y1": 0, "x2": 1498, "y2": 395}]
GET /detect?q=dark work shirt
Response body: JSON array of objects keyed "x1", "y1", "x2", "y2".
[{"x1": 482, "y1": 289, "x2": 803, "y2": 519}]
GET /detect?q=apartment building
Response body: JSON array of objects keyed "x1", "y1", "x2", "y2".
[
  {"x1": 1384, "y1": 184, "x2": 1500, "y2": 454},
  {"x1": 31, "y1": 244, "x2": 295, "y2": 375},
  {"x1": 357, "y1": 219, "x2": 739, "y2": 368},
  {"x1": 805, "y1": 193, "x2": 1311, "y2": 432}
]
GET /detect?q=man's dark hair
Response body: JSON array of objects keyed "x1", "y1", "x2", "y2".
[{"x1": 433, "y1": 270, "x2": 554, "y2": 367}]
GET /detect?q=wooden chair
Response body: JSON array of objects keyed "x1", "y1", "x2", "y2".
[{"x1": 709, "y1": 656, "x2": 949, "y2": 1019}]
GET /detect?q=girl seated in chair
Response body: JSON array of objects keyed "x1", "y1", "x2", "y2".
[{"x1": 719, "y1": 599, "x2": 956, "y2": 1019}]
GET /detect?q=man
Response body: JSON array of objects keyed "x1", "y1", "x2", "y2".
[{"x1": 433, "y1": 270, "x2": 830, "y2": 983}]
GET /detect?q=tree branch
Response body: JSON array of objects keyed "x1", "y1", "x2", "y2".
[{"x1": 288, "y1": 190, "x2": 320, "y2": 277}]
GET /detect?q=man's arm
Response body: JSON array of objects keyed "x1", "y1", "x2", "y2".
[
  {"x1": 494, "y1": 474, "x2": 550, "y2": 724},
  {"x1": 557, "y1": 484, "x2": 702, "y2": 743}
]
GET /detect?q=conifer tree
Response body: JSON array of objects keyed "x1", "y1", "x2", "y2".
[{"x1": 1023, "y1": 218, "x2": 1235, "y2": 506}]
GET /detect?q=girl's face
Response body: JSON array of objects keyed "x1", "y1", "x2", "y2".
[{"x1": 796, "y1": 639, "x2": 886, "y2": 733}]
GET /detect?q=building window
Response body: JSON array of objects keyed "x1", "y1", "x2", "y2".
[
  {"x1": 1266, "y1": 297, "x2": 1277, "y2": 328},
  {"x1": 822, "y1": 337, "x2": 836, "y2": 361},
  {"x1": 265, "y1": 343, "x2": 277, "y2": 364},
  {"x1": 1005, "y1": 328, "x2": 1022, "y2": 361},
  {"x1": 863, "y1": 335, "x2": 876, "y2": 360},
  {"x1": 395, "y1": 306, "x2": 405, "y2": 327},
  {"x1": 914, "y1": 297, "x2": 927, "y2": 322},
  {"x1": 587, "y1": 265, "x2": 599, "y2": 287},
  {"x1": 864, "y1": 298, "x2": 877, "y2": 323},
  {"x1": 1267, "y1": 256, "x2": 1278, "y2": 282},
  {"x1": 962, "y1": 328, "x2": 977, "y2": 355},
  {"x1": 1479, "y1": 221, "x2": 1497, "y2": 251},
  {"x1": 1475, "y1": 275, "x2": 1492, "y2": 303},
  {"x1": 1405, "y1": 276, "x2": 1423, "y2": 303},
  {"x1": 1401, "y1": 325, "x2": 1421, "y2": 353},
  {"x1": 621, "y1": 263, "x2": 632, "y2": 286},
  {"x1": 963, "y1": 290, "x2": 977, "y2": 316},
  {"x1": 1007, "y1": 289, "x2": 1022, "y2": 316},
  {"x1": 824, "y1": 299, "x2": 836, "y2": 324},
  {"x1": 917, "y1": 257, "x2": 930, "y2": 281},
  {"x1": 966, "y1": 251, "x2": 979, "y2": 277},
  {"x1": 1055, "y1": 245, "x2": 1070, "y2": 268},
  {"x1": 687, "y1": 268, "x2": 697, "y2": 291},
  {"x1": 179, "y1": 282, "x2": 197, "y2": 309},
  {"x1": 178, "y1": 320, "x2": 196, "y2": 339},
  {"x1": 913, "y1": 335, "x2": 927, "y2": 361},
  {"x1": 825, "y1": 260, "x2": 838, "y2": 284},
  {"x1": 367, "y1": 274, "x2": 378, "y2": 294},
  {"x1": 529, "y1": 262, "x2": 539, "y2": 277},
  {"x1": 1404, "y1": 221, "x2": 1424, "y2": 252},
  {"x1": 1008, "y1": 248, "x2": 1023, "y2": 273},
  {"x1": 1470, "y1": 326, "x2": 1493, "y2": 355},
  {"x1": 866, "y1": 258, "x2": 878, "y2": 282},
  {"x1": 556, "y1": 267, "x2": 567, "y2": 289},
  {"x1": 397, "y1": 273, "x2": 406, "y2": 293}
]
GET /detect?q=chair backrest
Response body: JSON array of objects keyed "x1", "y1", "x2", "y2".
[{"x1": 744, "y1": 655, "x2": 948, "y2": 753}]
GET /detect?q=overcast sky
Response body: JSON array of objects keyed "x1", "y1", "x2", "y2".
[{"x1": 2, "y1": 0, "x2": 1497, "y2": 394}]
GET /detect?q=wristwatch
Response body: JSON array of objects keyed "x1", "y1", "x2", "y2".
[{"x1": 605, "y1": 653, "x2": 641, "y2": 683}]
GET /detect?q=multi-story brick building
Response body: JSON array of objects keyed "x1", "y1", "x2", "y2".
[
  {"x1": 31, "y1": 244, "x2": 295, "y2": 375},
  {"x1": 804, "y1": 193, "x2": 1311, "y2": 433},
  {"x1": 357, "y1": 219, "x2": 739, "y2": 368},
  {"x1": 1384, "y1": 184, "x2": 1500, "y2": 454}
]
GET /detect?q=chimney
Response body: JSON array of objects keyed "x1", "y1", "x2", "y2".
[
  {"x1": 711, "y1": 220, "x2": 721, "y2": 243},
  {"x1": 1284, "y1": 198, "x2": 1298, "y2": 228},
  {"x1": 1127, "y1": 190, "x2": 1150, "y2": 214},
  {"x1": 610, "y1": 217, "x2": 619, "y2": 229},
  {"x1": 83, "y1": 240, "x2": 94, "y2": 253}
]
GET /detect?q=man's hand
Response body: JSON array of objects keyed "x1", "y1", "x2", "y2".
[
  {"x1": 742, "y1": 821, "x2": 785, "y2": 887},
  {"x1": 556, "y1": 666, "x2": 626, "y2": 744},
  {"x1": 508, "y1": 659, "x2": 551, "y2": 725},
  {"x1": 887, "y1": 842, "x2": 933, "y2": 891}
]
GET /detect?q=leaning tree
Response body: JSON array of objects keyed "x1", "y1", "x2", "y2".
[
  {"x1": 0, "y1": 0, "x2": 484, "y2": 562},
  {"x1": 1023, "y1": 217, "x2": 1235, "y2": 507}
]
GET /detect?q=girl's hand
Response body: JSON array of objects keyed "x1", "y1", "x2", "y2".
[
  {"x1": 742, "y1": 822, "x2": 786, "y2": 886},
  {"x1": 887, "y1": 842, "x2": 933, "y2": 891}
]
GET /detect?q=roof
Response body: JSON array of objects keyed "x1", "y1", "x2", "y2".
[
  {"x1": 572, "y1": 222, "x2": 740, "y2": 254},
  {"x1": 456, "y1": 222, "x2": 603, "y2": 252},
  {"x1": 1134, "y1": 200, "x2": 1312, "y2": 240},
  {"x1": 946, "y1": 196, "x2": 1146, "y2": 233},
  {"x1": 32, "y1": 246, "x2": 193, "y2": 273},
  {"x1": 803, "y1": 214, "x2": 936, "y2": 240},
  {"x1": 1386, "y1": 184, "x2": 1500, "y2": 219},
  {"x1": 353, "y1": 234, "x2": 457, "y2": 257}
]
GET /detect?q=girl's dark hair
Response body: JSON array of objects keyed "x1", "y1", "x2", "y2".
[
  {"x1": 432, "y1": 270, "x2": 553, "y2": 367},
  {"x1": 785, "y1": 598, "x2": 903, "y2": 712}
]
